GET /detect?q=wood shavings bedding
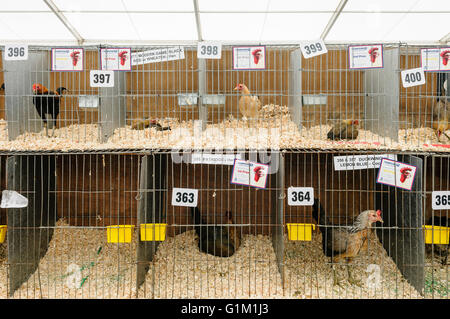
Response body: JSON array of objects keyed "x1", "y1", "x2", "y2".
[
  {"x1": 0, "y1": 222, "x2": 447, "y2": 299},
  {"x1": 1, "y1": 106, "x2": 449, "y2": 152}
]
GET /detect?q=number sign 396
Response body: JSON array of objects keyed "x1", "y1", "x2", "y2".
[
  {"x1": 90, "y1": 70, "x2": 114, "y2": 87},
  {"x1": 287, "y1": 187, "x2": 314, "y2": 206},
  {"x1": 4, "y1": 44, "x2": 28, "y2": 61},
  {"x1": 432, "y1": 191, "x2": 450, "y2": 210},
  {"x1": 172, "y1": 188, "x2": 198, "y2": 207}
]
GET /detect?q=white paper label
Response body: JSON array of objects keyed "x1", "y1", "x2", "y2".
[
  {"x1": 334, "y1": 154, "x2": 397, "y2": 171},
  {"x1": 230, "y1": 160, "x2": 269, "y2": 189},
  {"x1": 101, "y1": 48, "x2": 131, "y2": 71},
  {"x1": 348, "y1": 44, "x2": 383, "y2": 69},
  {"x1": 172, "y1": 188, "x2": 198, "y2": 207},
  {"x1": 401, "y1": 68, "x2": 426, "y2": 88},
  {"x1": 0, "y1": 190, "x2": 28, "y2": 208},
  {"x1": 4, "y1": 44, "x2": 28, "y2": 61},
  {"x1": 51, "y1": 48, "x2": 84, "y2": 71},
  {"x1": 197, "y1": 42, "x2": 222, "y2": 59},
  {"x1": 191, "y1": 153, "x2": 242, "y2": 165},
  {"x1": 90, "y1": 70, "x2": 114, "y2": 87},
  {"x1": 432, "y1": 191, "x2": 450, "y2": 210},
  {"x1": 376, "y1": 159, "x2": 417, "y2": 191},
  {"x1": 421, "y1": 47, "x2": 450, "y2": 72},
  {"x1": 287, "y1": 187, "x2": 314, "y2": 206},
  {"x1": 131, "y1": 47, "x2": 185, "y2": 65},
  {"x1": 300, "y1": 40, "x2": 327, "y2": 59},
  {"x1": 232, "y1": 46, "x2": 266, "y2": 70}
]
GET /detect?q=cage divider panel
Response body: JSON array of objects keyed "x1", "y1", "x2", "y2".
[
  {"x1": 99, "y1": 71, "x2": 126, "y2": 143},
  {"x1": 6, "y1": 155, "x2": 57, "y2": 296},
  {"x1": 364, "y1": 47, "x2": 399, "y2": 142},
  {"x1": 375, "y1": 154, "x2": 424, "y2": 294},
  {"x1": 270, "y1": 151, "x2": 284, "y2": 286},
  {"x1": 136, "y1": 153, "x2": 167, "y2": 291},
  {"x1": 3, "y1": 51, "x2": 50, "y2": 140},
  {"x1": 288, "y1": 48, "x2": 302, "y2": 130},
  {"x1": 198, "y1": 58, "x2": 207, "y2": 130}
]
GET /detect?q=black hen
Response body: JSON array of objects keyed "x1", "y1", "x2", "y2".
[
  {"x1": 191, "y1": 207, "x2": 241, "y2": 257},
  {"x1": 32, "y1": 83, "x2": 67, "y2": 136}
]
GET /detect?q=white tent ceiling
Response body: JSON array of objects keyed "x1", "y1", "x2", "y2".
[{"x1": 0, "y1": 0, "x2": 448, "y2": 45}]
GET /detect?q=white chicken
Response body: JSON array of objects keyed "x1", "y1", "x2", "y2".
[{"x1": 234, "y1": 83, "x2": 261, "y2": 123}]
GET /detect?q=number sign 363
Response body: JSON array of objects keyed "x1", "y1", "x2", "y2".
[{"x1": 172, "y1": 188, "x2": 198, "y2": 207}]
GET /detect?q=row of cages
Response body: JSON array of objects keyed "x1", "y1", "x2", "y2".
[
  {"x1": 0, "y1": 44, "x2": 449, "y2": 152},
  {"x1": 0, "y1": 150, "x2": 447, "y2": 299}
]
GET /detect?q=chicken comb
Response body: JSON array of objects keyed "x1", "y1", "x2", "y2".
[{"x1": 376, "y1": 210, "x2": 382, "y2": 216}]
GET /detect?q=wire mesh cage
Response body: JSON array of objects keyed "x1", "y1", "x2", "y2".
[{"x1": 0, "y1": 150, "x2": 447, "y2": 299}]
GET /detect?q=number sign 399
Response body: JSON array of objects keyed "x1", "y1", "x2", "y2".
[
  {"x1": 90, "y1": 70, "x2": 114, "y2": 87},
  {"x1": 401, "y1": 68, "x2": 425, "y2": 88},
  {"x1": 287, "y1": 187, "x2": 314, "y2": 206},
  {"x1": 4, "y1": 44, "x2": 28, "y2": 61},
  {"x1": 300, "y1": 40, "x2": 327, "y2": 59},
  {"x1": 172, "y1": 188, "x2": 198, "y2": 207},
  {"x1": 432, "y1": 191, "x2": 450, "y2": 210}
]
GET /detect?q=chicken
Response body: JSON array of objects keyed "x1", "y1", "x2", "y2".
[
  {"x1": 32, "y1": 83, "x2": 67, "y2": 137},
  {"x1": 432, "y1": 98, "x2": 449, "y2": 142},
  {"x1": 0, "y1": 83, "x2": 4, "y2": 92},
  {"x1": 312, "y1": 198, "x2": 383, "y2": 286},
  {"x1": 425, "y1": 216, "x2": 449, "y2": 265},
  {"x1": 191, "y1": 207, "x2": 241, "y2": 257},
  {"x1": 234, "y1": 83, "x2": 261, "y2": 123},
  {"x1": 131, "y1": 118, "x2": 171, "y2": 131},
  {"x1": 327, "y1": 119, "x2": 359, "y2": 140}
]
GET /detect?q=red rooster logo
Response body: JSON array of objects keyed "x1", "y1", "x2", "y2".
[
  {"x1": 118, "y1": 50, "x2": 128, "y2": 66},
  {"x1": 440, "y1": 50, "x2": 450, "y2": 66},
  {"x1": 70, "y1": 51, "x2": 81, "y2": 66},
  {"x1": 368, "y1": 47, "x2": 379, "y2": 64},
  {"x1": 252, "y1": 49, "x2": 262, "y2": 65},
  {"x1": 253, "y1": 166, "x2": 263, "y2": 182},
  {"x1": 399, "y1": 167, "x2": 412, "y2": 183}
]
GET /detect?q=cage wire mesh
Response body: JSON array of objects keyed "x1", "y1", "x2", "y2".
[{"x1": 0, "y1": 42, "x2": 448, "y2": 300}]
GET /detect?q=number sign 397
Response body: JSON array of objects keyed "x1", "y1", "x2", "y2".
[
  {"x1": 90, "y1": 70, "x2": 114, "y2": 87},
  {"x1": 172, "y1": 188, "x2": 198, "y2": 207}
]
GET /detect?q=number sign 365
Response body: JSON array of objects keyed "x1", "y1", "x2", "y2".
[
  {"x1": 4, "y1": 44, "x2": 28, "y2": 61},
  {"x1": 287, "y1": 187, "x2": 314, "y2": 206},
  {"x1": 90, "y1": 70, "x2": 114, "y2": 87},
  {"x1": 432, "y1": 191, "x2": 450, "y2": 210},
  {"x1": 172, "y1": 188, "x2": 198, "y2": 207},
  {"x1": 300, "y1": 40, "x2": 327, "y2": 59}
]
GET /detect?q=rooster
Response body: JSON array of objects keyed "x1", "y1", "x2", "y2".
[
  {"x1": 32, "y1": 83, "x2": 67, "y2": 137},
  {"x1": 312, "y1": 198, "x2": 383, "y2": 286},
  {"x1": 441, "y1": 50, "x2": 450, "y2": 66},
  {"x1": 131, "y1": 118, "x2": 171, "y2": 131},
  {"x1": 191, "y1": 207, "x2": 241, "y2": 257},
  {"x1": 327, "y1": 119, "x2": 359, "y2": 141},
  {"x1": 70, "y1": 51, "x2": 81, "y2": 67},
  {"x1": 234, "y1": 83, "x2": 261, "y2": 124},
  {"x1": 118, "y1": 50, "x2": 128, "y2": 66}
]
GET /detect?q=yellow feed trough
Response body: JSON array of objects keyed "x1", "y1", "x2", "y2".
[
  {"x1": 140, "y1": 223, "x2": 167, "y2": 241},
  {"x1": 0, "y1": 225, "x2": 6, "y2": 243},
  {"x1": 107, "y1": 225, "x2": 135, "y2": 243},
  {"x1": 423, "y1": 225, "x2": 449, "y2": 245},
  {"x1": 287, "y1": 223, "x2": 316, "y2": 241}
]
